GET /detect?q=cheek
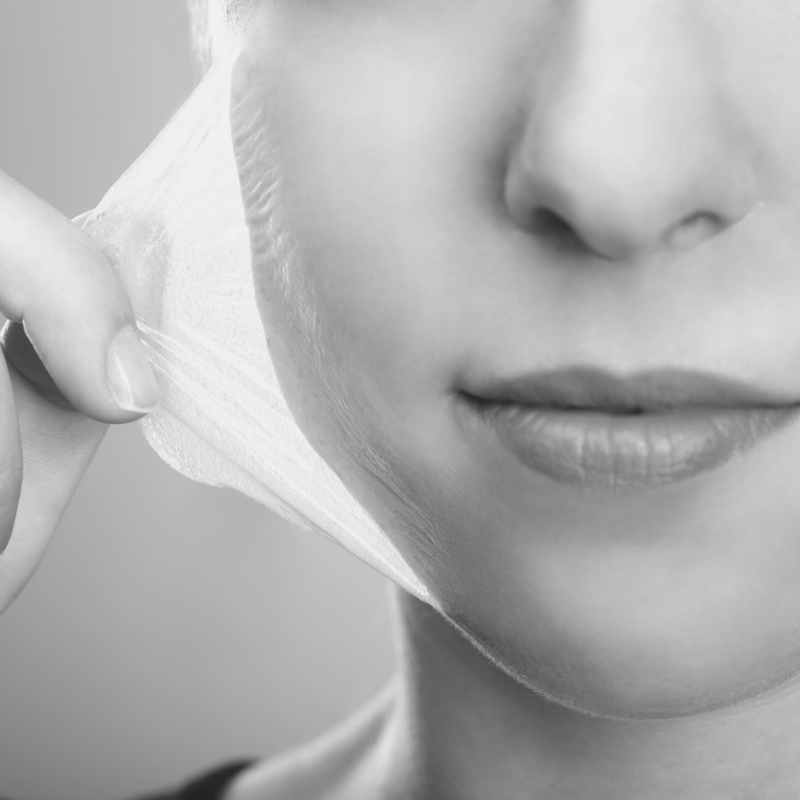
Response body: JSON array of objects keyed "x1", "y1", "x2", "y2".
[
  {"x1": 231, "y1": 56, "x2": 457, "y2": 585},
  {"x1": 232, "y1": 3, "x2": 530, "y2": 419}
]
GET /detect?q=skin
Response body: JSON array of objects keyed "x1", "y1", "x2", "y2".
[
  {"x1": 221, "y1": 0, "x2": 800, "y2": 797},
  {"x1": 4, "y1": 0, "x2": 800, "y2": 797}
]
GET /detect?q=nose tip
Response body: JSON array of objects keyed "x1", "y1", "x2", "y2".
[{"x1": 504, "y1": 135, "x2": 758, "y2": 262}]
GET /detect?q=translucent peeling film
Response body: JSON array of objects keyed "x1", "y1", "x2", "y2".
[{"x1": 78, "y1": 49, "x2": 432, "y2": 604}]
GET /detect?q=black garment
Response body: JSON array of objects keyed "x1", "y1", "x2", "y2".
[
  {"x1": 137, "y1": 760, "x2": 257, "y2": 800},
  {"x1": 0, "y1": 759, "x2": 256, "y2": 800}
]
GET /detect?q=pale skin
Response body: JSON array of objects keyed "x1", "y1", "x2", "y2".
[{"x1": 6, "y1": 0, "x2": 800, "y2": 797}]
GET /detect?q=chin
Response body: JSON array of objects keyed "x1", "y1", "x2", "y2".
[{"x1": 444, "y1": 600, "x2": 800, "y2": 721}]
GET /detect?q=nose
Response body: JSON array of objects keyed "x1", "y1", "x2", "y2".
[{"x1": 503, "y1": 3, "x2": 759, "y2": 262}]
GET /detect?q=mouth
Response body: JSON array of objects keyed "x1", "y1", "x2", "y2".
[{"x1": 458, "y1": 367, "x2": 800, "y2": 490}]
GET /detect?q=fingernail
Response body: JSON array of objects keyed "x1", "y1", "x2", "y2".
[{"x1": 106, "y1": 327, "x2": 160, "y2": 413}]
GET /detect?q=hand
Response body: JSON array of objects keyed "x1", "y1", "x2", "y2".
[{"x1": 0, "y1": 168, "x2": 159, "y2": 614}]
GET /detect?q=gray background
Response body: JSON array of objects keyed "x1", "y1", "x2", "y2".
[{"x1": 0, "y1": 2, "x2": 394, "y2": 798}]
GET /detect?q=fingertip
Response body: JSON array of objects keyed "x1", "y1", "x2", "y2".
[{"x1": 106, "y1": 327, "x2": 161, "y2": 416}]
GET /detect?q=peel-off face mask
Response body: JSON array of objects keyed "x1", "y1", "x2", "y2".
[{"x1": 77, "y1": 48, "x2": 432, "y2": 605}]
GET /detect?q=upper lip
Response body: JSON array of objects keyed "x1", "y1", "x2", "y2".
[{"x1": 461, "y1": 367, "x2": 800, "y2": 412}]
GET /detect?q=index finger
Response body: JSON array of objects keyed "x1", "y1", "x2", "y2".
[{"x1": 0, "y1": 170, "x2": 159, "y2": 422}]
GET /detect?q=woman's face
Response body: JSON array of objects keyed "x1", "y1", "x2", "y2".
[{"x1": 231, "y1": 0, "x2": 800, "y2": 720}]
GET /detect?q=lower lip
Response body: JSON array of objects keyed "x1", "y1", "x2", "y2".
[{"x1": 464, "y1": 399, "x2": 800, "y2": 490}]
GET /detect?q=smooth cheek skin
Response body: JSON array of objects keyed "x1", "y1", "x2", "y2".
[{"x1": 232, "y1": 1, "x2": 800, "y2": 719}]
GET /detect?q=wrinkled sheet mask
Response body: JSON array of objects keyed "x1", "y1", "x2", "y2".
[{"x1": 78, "y1": 49, "x2": 432, "y2": 605}]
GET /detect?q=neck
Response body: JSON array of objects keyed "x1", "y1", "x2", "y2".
[{"x1": 383, "y1": 586, "x2": 800, "y2": 800}]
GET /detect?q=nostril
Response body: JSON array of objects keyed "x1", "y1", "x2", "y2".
[
  {"x1": 665, "y1": 212, "x2": 721, "y2": 251},
  {"x1": 529, "y1": 208, "x2": 571, "y2": 236},
  {"x1": 528, "y1": 208, "x2": 585, "y2": 252},
  {"x1": 529, "y1": 208, "x2": 725, "y2": 259}
]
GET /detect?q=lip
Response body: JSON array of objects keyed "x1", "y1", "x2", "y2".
[
  {"x1": 463, "y1": 367, "x2": 800, "y2": 411},
  {"x1": 459, "y1": 368, "x2": 800, "y2": 489}
]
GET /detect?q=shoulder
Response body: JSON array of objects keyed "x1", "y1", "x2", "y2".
[{"x1": 225, "y1": 685, "x2": 396, "y2": 800}]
